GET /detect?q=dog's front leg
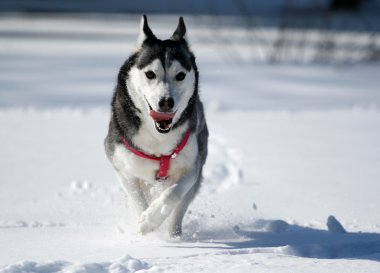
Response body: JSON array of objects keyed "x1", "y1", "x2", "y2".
[
  {"x1": 138, "y1": 161, "x2": 201, "y2": 235},
  {"x1": 116, "y1": 172, "x2": 148, "y2": 217}
]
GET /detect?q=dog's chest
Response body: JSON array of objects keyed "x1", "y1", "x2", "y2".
[{"x1": 112, "y1": 134, "x2": 198, "y2": 183}]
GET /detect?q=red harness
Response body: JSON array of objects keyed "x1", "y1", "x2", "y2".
[{"x1": 121, "y1": 129, "x2": 191, "y2": 181}]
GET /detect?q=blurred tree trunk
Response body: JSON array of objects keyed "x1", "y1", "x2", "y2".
[{"x1": 330, "y1": 0, "x2": 361, "y2": 11}]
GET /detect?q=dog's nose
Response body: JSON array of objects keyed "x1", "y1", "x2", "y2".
[{"x1": 158, "y1": 97, "x2": 174, "y2": 112}]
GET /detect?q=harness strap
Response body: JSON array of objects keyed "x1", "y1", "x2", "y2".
[{"x1": 121, "y1": 129, "x2": 191, "y2": 181}]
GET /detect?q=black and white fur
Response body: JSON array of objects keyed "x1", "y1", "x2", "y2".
[{"x1": 104, "y1": 15, "x2": 208, "y2": 237}]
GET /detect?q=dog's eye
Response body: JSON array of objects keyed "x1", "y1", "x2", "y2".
[
  {"x1": 175, "y1": 72, "x2": 186, "y2": 81},
  {"x1": 145, "y1": 71, "x2": 156, "y2": 80}
]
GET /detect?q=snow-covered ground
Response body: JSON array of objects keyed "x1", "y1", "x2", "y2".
[{"x1": 1, "y1": 14, "x2": 380, "y2": 272}]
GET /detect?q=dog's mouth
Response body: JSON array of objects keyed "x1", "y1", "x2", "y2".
[
  {"x1": 150, "y1": 110, "x2": 175, "y2": 133},
  {"x1": 147, "y1": 102, "x2": 176, "y2": 133}
]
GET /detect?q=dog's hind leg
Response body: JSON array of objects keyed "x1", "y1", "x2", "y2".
[{"x1": 168, "y1": 180, "x2": 200, "y2": 237}]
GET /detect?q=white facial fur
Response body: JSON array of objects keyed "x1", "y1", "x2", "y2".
[{"x1": 127, "y1": 58, "x2": 195, "y2": 139}]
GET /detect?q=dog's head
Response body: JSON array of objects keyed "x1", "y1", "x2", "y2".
[{"x1": 126, "y1": 15, "x2": 198, "y2": 134}]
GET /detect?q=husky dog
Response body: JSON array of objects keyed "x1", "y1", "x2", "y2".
[{"x1": 104, "y1": 15, "x2": 208, "y2": 237}]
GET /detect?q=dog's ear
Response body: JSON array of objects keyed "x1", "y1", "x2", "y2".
[
  {"x1": 171, "y1": 16, "x2": 187, "y2": 42},
  {"x1": 136, "y1": 14, "x2": 156, "y2": 49}
]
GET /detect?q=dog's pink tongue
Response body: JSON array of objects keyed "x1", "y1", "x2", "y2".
[{"x1": 150, "y1": 110, "x2": 176, "y2": 121}]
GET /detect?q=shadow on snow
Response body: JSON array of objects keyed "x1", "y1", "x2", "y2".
[{"x1": 178, "y1": 219, "x2": 380, "y2": 261}]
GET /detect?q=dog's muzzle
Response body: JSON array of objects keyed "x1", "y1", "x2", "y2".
[{"x1": 149, "y1": 109, "x2": 176, "y2": 133}]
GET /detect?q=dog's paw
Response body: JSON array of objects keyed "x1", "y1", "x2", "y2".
[
  {"x1": 138, "y1": 214, "x2": 156, "y2": 235},
  {"x1": 137, "y1": 184, "x2": 178, "y2": 235},
  {"x1": 138, "y1": 205, "x2": 165, "y2": 235}
]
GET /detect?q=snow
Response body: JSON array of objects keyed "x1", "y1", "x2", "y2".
[
  {"x1": 1, "y1": 255, "x2": 149, "y2": 273},
  {"x1": 1, "y1": 14, "x2": 380, "y2": 273}
]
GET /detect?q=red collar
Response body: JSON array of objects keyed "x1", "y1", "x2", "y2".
[{"x1": 121, "y1": 129, "x2": 191, "y2": 181}]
